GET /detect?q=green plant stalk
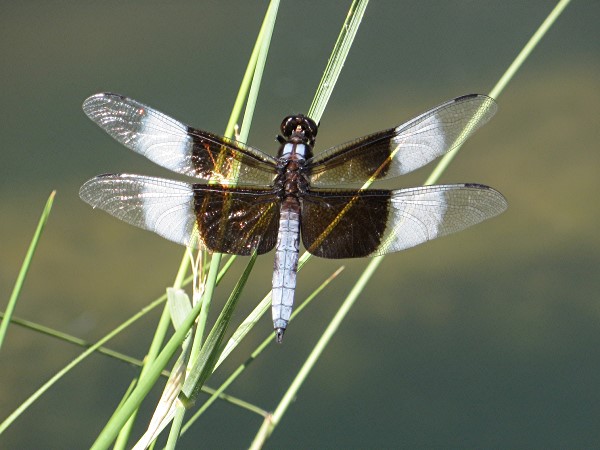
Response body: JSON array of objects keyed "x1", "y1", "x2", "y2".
[
  {"x1": 488, "y1": 0, "x2": 571, "y2": 101},
  {"x1": 115, "y1": 379, "x2": 138, "y2": 412},
  {"x1": 425, "y1": 0, "x2": 571, "y2": 186},
  {"x1": 0, "y1": 191, "x2": 55, "y2": 351},
  {"x1": 223, "y1": 4, "x2": 276, "y2": 140},
  {"x1": 216, "y1": 254, "x2": 237, "y2": 281},
  {"x1": 90, "y1": 291, "x2": 207, "y2": 450},
  {"x1": 164, "y1": 2, "x2": 280, "y2": 447},
  {"x1": 114, "y1": 288, "x2": 180, "y2": 449},
  {"x1": 0, "y1": 290, "x2": 168, "y2": 436},
  {"x1": 181, "y1": 252, "x2": 257, "y2": 402},
  {"x1": 1, "y1": 312, "x2": 264, "y2": 413},
  {"x1": 239, "y1": 0, "x2": 280, "y2": 140},
  {"x1": 165, "y1": 408, "x2": 185, "y2": 450},
  {"x1": 112, "y1": 382, "x2": 142, "y2": 450},
  {"x1": 189, "y1": 255, "x2": 221, "y2": 361},
  {"x1": 252, "y1": 0, "x2": 571, "y2": 445},
  {"x1": 190, "y1": 253, "x2": 235, "y2": 366},
  {"x1": 308, "y1": 0, "x2": 369, "y2": 122},
  {"x1": 184, "y1": 0, "x2": 279, "y2": 371},
  {"x1": 0, "y1": 312, "x2": 157, "y2": 368},
  {"x1": 180, "y1": 267, "x2": 344, "y2": 436},
  {"x1": 113, "y1": 253, "x2": 193, "y2": 449}
]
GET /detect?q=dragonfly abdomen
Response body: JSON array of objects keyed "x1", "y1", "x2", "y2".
[{"x1": 272, "y1": 196, "x2": 301, "y2": 343}]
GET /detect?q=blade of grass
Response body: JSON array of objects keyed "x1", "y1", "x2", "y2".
[
  {"x1": 215, "y1": 0, "x2": 368, "y2": 368},
  {"x1": 181, "y1": 0, "x2": 279, "y2": 373},
  {"x1": 160, "y1": 3, "x2": 281, "y2": 447},
  {"x1": 113, "y1": 301, "x2": 174, "y2": 449},
  {"x1": 90, "y1": 288, "x2": 208, "y2": 450},
  {"x1": 181, "y1": 253, "x2": 258, "y2": 402},
  {"x1": 0, "y1": 289, "x2": 168, "y2": 436},
  {"x1": 0, "y1": 312, "x2": 156, "y2": 368},
  {"x1": 238, "y1": 0, "x2": 280, "y2": 140},
  {"x1": 180, "y1": 267, "x2": 344, "y2": 437},
  {"x1": 223, "y1": 0, "x2": 280, "y2": 140},
  {"x1": 308, "y1": 0, "x2": 369, "y2": 123},
  {"x1": 117, "y1": 4, "x2": 281, "y2": 446},
  {"x1": 424, "y1": 0, "x2": 572, "y2": 186},
  {"x1": 133, "y1": 253, "x2": 258, "y2": 449},
  {"x1": 0, "y1": 191, "x2": 55, "y2": 351},
  {"x1": 250, "y1": 0, "x2": 571, "y2": 445}
]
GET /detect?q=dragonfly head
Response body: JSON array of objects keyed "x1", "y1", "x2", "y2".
[{"x1": 280, "y1": 114, "x2": 318, "y2": 147}]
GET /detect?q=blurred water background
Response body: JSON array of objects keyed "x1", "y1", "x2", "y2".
[{"x1": 1, "y1": 1, "x2": 599, "y2": 448}]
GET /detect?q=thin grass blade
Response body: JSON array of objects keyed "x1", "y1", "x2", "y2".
[
  {"x1": 181, "y1": 267, "x2": 344, "y2": 436},
  {"x1": 179, "y1": 0, "x2": 279, "y2": 371},
  {"x1": 249, "y1": 1, "x2": 572, "y2": 446},
  {"x1": 90, "y1": 291, "x2": 206, "y2": 450},
  {"x1": 0, "y1": 289, "x2": 169, "y2": 436},
  {"x1": 0, "y1": 191, "x2": 55, "y2": 351},
  {"x1": 308, "y1": 0, "x2": 369, "y2": 123},
  {"x1": 424, "y1": 0, "x2": 571, "y2": 186},
  {"x1": 130, "y1": 289, "x2": 194, "y2": 450},
  {"x1": 180, "y1": 253, "x2": 257, "y2": 402}
]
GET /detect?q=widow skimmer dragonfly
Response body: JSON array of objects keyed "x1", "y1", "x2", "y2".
[{"x1": 80, "y1": 93, "x2": 507, "y2": 342}]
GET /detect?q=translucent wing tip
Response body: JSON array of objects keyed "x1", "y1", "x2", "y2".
[
  {"x1": 78, "y1": 175, "x2": 103, "y2": 207},
  {"x1": 465, "y1": 183, "x2": 508, "y2": 217},
  {"x1": 82, "y1": 92, "x2": 126, "y2": 120},
  {"x1": 455, "y1": 93, "x2": 499, "y2": 122},
  {"x1": 78, "y1": 173, "x2": 120, "y2": 208},
  {"x1": 82, "y1": 92, "x2": 122, "y2": 106}
]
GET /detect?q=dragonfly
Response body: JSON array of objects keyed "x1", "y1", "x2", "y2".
[{"x1": 80, "y1": 93, "x2": 507, "y2": 342}]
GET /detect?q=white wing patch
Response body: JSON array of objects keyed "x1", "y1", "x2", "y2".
[
  {"x1": 136, "y1": 108, "x2": 194, "y2": 173},
  {"x1": 79, "y1": 174, "x2": 198, "y2": 248},
  {"x1": 140, "y1": 178, "x2": 196, "y2": 247},
  {"x1": 389, "y1": 113, "x2": 444, "y2": 174}
]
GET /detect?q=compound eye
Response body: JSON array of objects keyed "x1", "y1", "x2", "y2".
[
  {"x1": 304, "y1": 117, "x2": 318, "y2": 138},
  {"x1": 280, "y1": 116, "x2": 297, "y2": 137}
]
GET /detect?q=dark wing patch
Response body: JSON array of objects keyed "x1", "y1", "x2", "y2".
[
  {"x1": 306, "y1": 94, "x2": 497, "y2": 186},
  {"x1": 301, "y1": 189, "x2": 391, "y2": 258},
  {"x1": 301, "y1": 184, "x2": 506, "y2": 258},
  {"x1": 79, "y1": 174, "x2": 280, "y2": 254},
  {"x1": 192, "y1": 185, "x2": 280, "y2": 255},
  {"x1": 83, "y1": 93, "x2": 278, "y2": 186}
]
